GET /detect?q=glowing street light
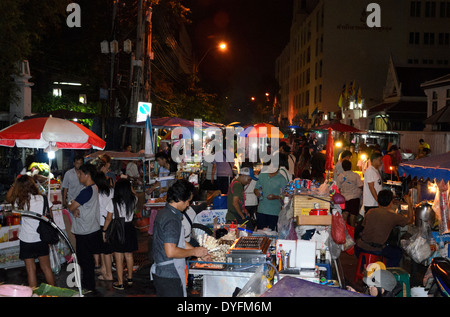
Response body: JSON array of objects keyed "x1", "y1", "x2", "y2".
[
  {"x1": 192, "y1": 41, "x2": 228, "y2": 87},
  {"x1": 218, "y1": 42, "x2": 227, "y2": 51}
]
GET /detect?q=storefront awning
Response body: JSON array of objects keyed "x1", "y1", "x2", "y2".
[{"x1": 399, "y1": 152, "x2": 450, "y2": 182}]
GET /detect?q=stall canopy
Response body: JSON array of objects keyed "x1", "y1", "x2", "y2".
[
  {"x1": 399, "y1": 152, "x2": 450, "y2": 182},
  {"x1": 314, "y1": 122, "x2": 363, "y2": 133},
  {"x1": 84, "y1": 150, "x2": 154, "y2": 161},
  {"x1": 239, "y1": 123, "x2": 285, "y2": 138}
]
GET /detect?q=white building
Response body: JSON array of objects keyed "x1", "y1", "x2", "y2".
[
  {"x1": 421, "y1": 73, "x2": 450, "y2": 131},
  {"x1": 276, "y1": 0, "x2": 450, "y2": 128}
]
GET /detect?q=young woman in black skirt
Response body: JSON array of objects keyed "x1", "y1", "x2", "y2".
[
  {"x1": 10, "y1": 175, "x2": 55, "y2": 287},
  {"x1": 102, "y1": 179, "x2": 138, "y2": 290}
]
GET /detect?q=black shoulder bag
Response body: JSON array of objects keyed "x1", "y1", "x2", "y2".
[
  {"x1": 37, "y1": 195, "x2": 60, "y2": 245},
  {"x1": 105, "y1": 202, "x2": 126, "y2": 245}
]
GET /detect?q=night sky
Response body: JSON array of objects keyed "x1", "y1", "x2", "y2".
[{"x1": 185, "y1": 0, "x2": 294, "y2": 106}]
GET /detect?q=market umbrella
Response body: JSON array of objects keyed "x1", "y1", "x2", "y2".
[
  {"x1": 288, "y1": 125, "x2": 306, "y2": 131},
  {"x1": 0, "y1": 116, "x2": 105, "y2": 150},
  {"x1": 0, "y1": 116, "x2": 104, "y2": 298},
  {"x1": 399, "y1": 152, "x2": 450, "y2": 183},
  {"x1": 0, "y1": 116, "x2": 106, "y2": 200},
  {"x1": 325, "y1": 128, "x2": 334, "y2": 171},
  {"x1": 315, "y1": 122, "x2": 363, "y2": 133},
  {"x1": 239, "y1": 123, "x2": 284, "y2": 138}
]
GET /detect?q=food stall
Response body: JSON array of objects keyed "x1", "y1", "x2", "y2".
[
  {"x1": 187, "y1": 178, "x2": 346, "y2": 297},
  {"x1": 0, "y1": 117, "x2": 105, "y2": 287},
  {"x1": 85, "y1": 150, "x2": 155, "y2": 203},
  {"x1": 398, "y1": 152, "x2": 450, "y2": 265}
]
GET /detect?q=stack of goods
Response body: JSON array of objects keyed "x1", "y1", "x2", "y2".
[{"x1": 284, "y1": 178, "x2": 322, "y2": 196}]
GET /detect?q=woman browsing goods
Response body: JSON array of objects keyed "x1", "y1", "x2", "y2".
[
  {"x1": 102, "y1": 179, "x2": 139, "y2": 290},
  {"x1": 10, "y1": 175, "x2": 55, "y2": 288}
]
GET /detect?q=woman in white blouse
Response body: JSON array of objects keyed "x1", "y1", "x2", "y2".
[
  {"x1": 103, "y1": 179, "x2": 138, "y2": 290},
  {"x1": 11, "y1": 175, "x2": 55, "y2": 287}
]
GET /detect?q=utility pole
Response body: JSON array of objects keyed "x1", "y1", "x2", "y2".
[{"x1": 129, "y1": 0, "x2": 152, "y2": 150}]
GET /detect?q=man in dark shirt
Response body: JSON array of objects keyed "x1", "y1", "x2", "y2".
[
  {"x1": 356, "y1": 189, "x2": 414, "y2": 267},
  {"x1": 311, "y1": 146, "x2": 326, "y2": 183},
  {"x1": 151, "y1": 179, "x2": 210, "y2": 297}
]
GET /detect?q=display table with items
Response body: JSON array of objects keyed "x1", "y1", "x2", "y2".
[
  {"x1": 187, "y1": 178, "x2": 348, "y2": 297},
  {"x1": 0, "y1": 199, "x2": 71, "y2": 271}
]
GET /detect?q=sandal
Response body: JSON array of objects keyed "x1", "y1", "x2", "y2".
[
  {"x1": 112, "y1": 282, "x2": 124, "y2": 290},
  {"x1": 98, "y1": 274, "x2": 113, "y2": 281},
  {"x1": 127, "y1": 278, "x2": 133, "y2": 286}
]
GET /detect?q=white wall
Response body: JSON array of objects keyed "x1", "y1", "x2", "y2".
[{"x1": 395, "y1": 130, "x2": 450, "y2": 156}]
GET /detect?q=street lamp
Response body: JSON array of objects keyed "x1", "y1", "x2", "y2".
[
  {"x1": 192, "y1": 41, "x2": 228, "y2": 86},
  {"x1": 197, "y1": 42, "x2": 227, "y2": 67}
]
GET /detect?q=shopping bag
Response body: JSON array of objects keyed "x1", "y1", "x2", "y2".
[
  {"x1": 331, "y1": 208, "x2": 346, "y2": 245},
  {"x1": 49, "y1": 244, "x2": 61, "y2": 274}
]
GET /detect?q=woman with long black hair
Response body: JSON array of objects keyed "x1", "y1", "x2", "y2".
[
  {"x1": 102, "y1": 179, "x2": 138, "y2": 290},
  {"x1": 11, "y1": 175, "x2": 55, "y2": 287},
  {"x1": 94, "y1": 171, "x2": 114, "y2": 281}
]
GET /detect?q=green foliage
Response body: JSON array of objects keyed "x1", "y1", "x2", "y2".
[
  {"x1": 32, "y1": 94, "x2": 100, "y2": 128},
  {"x1": 0, "y1": 0, "x2": 71, "y2": 111}
]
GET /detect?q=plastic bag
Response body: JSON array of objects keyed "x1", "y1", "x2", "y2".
[
  {"x1": 277, "y1": 201, "x2": 293, "y2": 239},
  {"x1": 328, "y1": 229, "x2": 342, "y2": 260},
  {"x1": 340, "y1": 224, "x2": 355, "y2": 252},
  {"x1": 331, "y1": 207, "x2": 346, "y2": 244},
  {"x1": 402, "y1": 223, "x2": 433, "y2": 264},
  {"x1": 344, "y1": 224, "x2": 355, "y2": 255},
  {"x1": 237, "y1": 265, "x2": 269, "y2": 297},
  {"x1": 49, "y1": 245, "x2": 61, "y2": 274},
  {"x1": 437, "y1": 180, "x2": 450, "y2": 234}
]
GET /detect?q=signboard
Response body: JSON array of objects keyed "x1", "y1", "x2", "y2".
[{"x1": 137, "y1": 102, "x2": 152, "y2": 122}]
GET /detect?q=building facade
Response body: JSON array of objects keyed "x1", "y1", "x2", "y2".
[{"x1": 276, "y1": 0, "x2": 450, "y2": 128}]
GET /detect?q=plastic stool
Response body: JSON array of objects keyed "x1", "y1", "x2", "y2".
[
  {"x1": 387, "y1": 267, "x2": 411, "y2": 297},
  {"x1": 354, "y1": 252, "x2": 386, "y2": 282},
  {"x1": 317, "y1": 261, "x2": 332, "y2": 280}
]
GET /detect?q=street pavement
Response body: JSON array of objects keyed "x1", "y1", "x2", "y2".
[{"x1": 0, "y1": 228, "x2": 425, "y2": 297}]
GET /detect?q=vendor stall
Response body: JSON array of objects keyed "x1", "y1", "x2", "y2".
[
  {"x1": 187, "y1": 177, "x2": 347, "y2": 297},
  {"x1": 397, "y1": 152, "x2": 450, "y2": 294},
  {"x1": 0, "y1": 116, "x2": 105, "y2": 297}
]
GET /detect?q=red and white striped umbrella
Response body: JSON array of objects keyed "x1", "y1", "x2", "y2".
[{"x1": 0, "y1": 116, "x2": 105, "y2": 150}]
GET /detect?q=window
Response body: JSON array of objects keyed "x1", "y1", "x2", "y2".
[
  {"x1": 440, "y1": 1, "x2": 450, "y2": 17},
  {"x1": 52, "y1": 88, "x2": 62, "y2": 97},
  {"x1": 410, "y1": 1, "x2": 422, "y2": 16},
  {"x1": 438, "y1": 33, "x2": 450, "y2": 45},
  {"x1": 432, "y1": 101, "x2": 438, "y2": 114},
  {"x1": 424, "y1": 32, "x2": 435, "y2": 44},
  {"x1": 409, "y1": 32, "x2": 420, "y2": 44},
  {"x1": 425, "y1": 1, "x2": 437, "y2": 16}
]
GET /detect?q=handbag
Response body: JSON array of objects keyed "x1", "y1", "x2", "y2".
[
  {"x1": 37, "y1": 195, "x2": 60, "y2": 245},
  {"x1": 105, "y1": 202, "x2": 126, "y2": 245}
]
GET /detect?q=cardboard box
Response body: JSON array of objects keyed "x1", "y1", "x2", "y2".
[
  {"x1": 296, "y1": 215, "x2": 332, "y2": 226},
  {"x1": 293, "y1": 195, "x2": 330, "y2": 217}
]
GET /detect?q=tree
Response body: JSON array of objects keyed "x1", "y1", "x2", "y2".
[{"x1": 0, "y1": 0, "x2": 71, "y2": 111}]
